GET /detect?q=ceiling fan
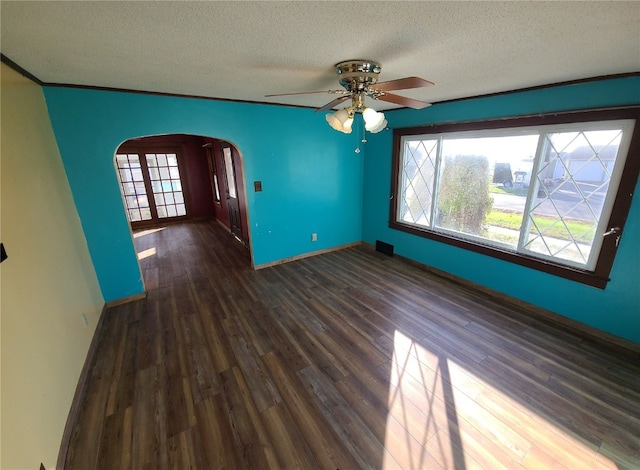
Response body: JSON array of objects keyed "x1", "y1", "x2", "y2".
[{"x1": 266, "y1": 60, "x2": 434, "y2": 134}]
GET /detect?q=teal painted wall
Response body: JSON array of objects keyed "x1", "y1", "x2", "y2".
[
  {"x1": 44, "y1": 88, "x2": 363, "y2": 302},
  {"x1": 44, "y1": 77, "x2": 640, "y2": 344},
  {"x1": 363, "y1": 76, "x2": 640, "y2": 344}
]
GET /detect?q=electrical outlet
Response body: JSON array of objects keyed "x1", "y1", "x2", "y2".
[
  {"x1": 81, "y1": 313, "x2": 89, "y2": 326},
  {"x1": 311, "y1": 233, "x2": 318, "y2": 242}
]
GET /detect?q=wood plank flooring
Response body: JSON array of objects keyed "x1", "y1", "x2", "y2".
[{"x1": 63, "y1": 219, "x2": 640, "y2": 469}]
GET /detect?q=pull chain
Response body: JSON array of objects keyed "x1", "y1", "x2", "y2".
[{"x1": 355, "y1": 114, "x2": 366, "y2": 153}]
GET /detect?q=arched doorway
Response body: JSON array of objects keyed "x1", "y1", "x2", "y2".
[{"x1": 114, "y1": 133, "x2": 250, "y2": 249}]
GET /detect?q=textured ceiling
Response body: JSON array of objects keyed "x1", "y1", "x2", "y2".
[{"x1": 1, "y1": 1, "x2": 639, "y2": 111}]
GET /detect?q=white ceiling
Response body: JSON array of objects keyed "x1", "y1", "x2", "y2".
[{"x1": 1, "y1": 1, "x2": 639, "y2": 111}]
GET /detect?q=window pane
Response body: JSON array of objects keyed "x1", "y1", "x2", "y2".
[
  {"x1": 129, "y1": 208, "x2": 141, "y2": 222},
  {"x1": 131, "y1": 168, "x2": 143, "y2": 181},
  {"x1": 435, "y1": 152, "x2": 493, "y2": 236},
  {"x1": 157, "y1": 154, "x2": 168, "y2": 166},
  {"x1": 523, "y1": 128, "x2": 625, "y2": 267},
  {"x1": 134, "y1": 182, "x2": 146, "y2": 194},
  {"x1": 398, "y1": 138, "x2": 438, "y2": 226},
  {"x1": 176, "y1": 204, "x2": 186, "y2": 216},
  {"x1": 120, "y1": 169, "x2": 131, "y2": 182},
  {"x1": 436, "y1": 135, "x2": 538, "y2": 247},
  {"x1": 224, "y1": 148, "x2": 237, "y2": 199},
  {"x1": 213, "y1": 175, "x2": 221, "y2": 201}
]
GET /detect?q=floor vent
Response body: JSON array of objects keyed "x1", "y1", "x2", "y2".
[{"x1": 375, "y1": 240, "x2": 394, "y2": 256}]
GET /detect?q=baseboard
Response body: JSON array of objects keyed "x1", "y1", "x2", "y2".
[
  {"x1": 105, "y1": 292, "x2": 147, "y2": 308},
  {"x1": 361, "y1": 242, "x2": 640, "y2": 356},
  {"x1": 215, "y1": 218, "x2": 231, "y2": 232},
  {"x1": 56, "y1": 302, "x2": 109, "y2": 469},
  {"x1": 253, "y1": 241, "x2": 362, "y2": 270}
]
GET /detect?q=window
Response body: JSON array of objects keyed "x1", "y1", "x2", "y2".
[
  {"x1": 390, "y1": 108, "x2": 640, "y2": 288},
  {"x1": 223, "y1": 147, "x2": 237, "y2": 199},
  {"x1": 116, "y1": 148, "x2": 188, "y2": 226}
]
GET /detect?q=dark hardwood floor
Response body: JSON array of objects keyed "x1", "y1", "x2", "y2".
[{"x1": 63, "y1": 219, "x2": 640, "y2": 469}]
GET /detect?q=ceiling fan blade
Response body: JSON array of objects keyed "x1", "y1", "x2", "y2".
[
  {"x1": 370, "y1": 76, "x2": 434, "y2": 92},
  {"x1": 375, "y1": 92, "x2": 432, "y2": 109},
  {"x1": 264, "y1": 90, "x2": 345, "y2": 97},
  {"x1": 316, "y1": 95, "x2": 351, "y2": 112}
]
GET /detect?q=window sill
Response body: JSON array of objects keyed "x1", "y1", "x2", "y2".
[{"x1": 389, "y1": 220, "x2": 610, "y2": 289}]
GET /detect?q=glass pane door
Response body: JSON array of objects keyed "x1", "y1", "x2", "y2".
[
  {"x1": 145, "y1": 152, "x2": 186, "y2": 218},
  {"x1": 115, "y1": 148, "x2": 188, "y2": 225},
  {"x1": 115, "y1": 153, "x2": 152, "y2": 222}
]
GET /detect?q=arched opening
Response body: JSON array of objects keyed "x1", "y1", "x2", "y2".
[{"x1": 114, "y1": 133, "x2": 251, "y2": 261}]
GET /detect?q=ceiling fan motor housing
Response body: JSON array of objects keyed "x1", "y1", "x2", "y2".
[
  {"x1": 336, "y1": 60, "x2": 381, "y2": 92},
  {"x1": 265, "y1": 59, "x2": 432, "y2": 111}
]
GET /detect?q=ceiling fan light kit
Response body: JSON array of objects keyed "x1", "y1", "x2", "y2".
[
  {"x1": 362, "y1": 107, "x2": 387, "y2": 133},
  {"x1": 325, "y1": 107, "x2": 354, "y2": 134},
  {"x1": 267, "y1": 59, "x2": 433, "y2": 137}
]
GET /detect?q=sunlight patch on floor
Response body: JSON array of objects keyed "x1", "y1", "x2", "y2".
[
  {"x1": 133, "y1": 227, "x2": 166, "y2": 238},
  {"x1": 136, "y1": 247, "x2": 157, "y2": 260},
  {"x1": 384, "y1": 329, "x2": 617, "y2": 469}
]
